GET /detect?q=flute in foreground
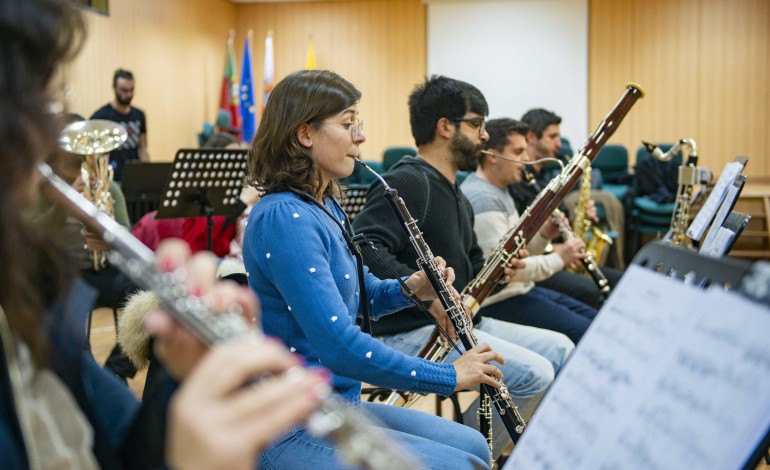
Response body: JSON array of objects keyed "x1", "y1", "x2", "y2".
[{"x1": 37, "y1": 162, "x2": 421, "y2": 470}]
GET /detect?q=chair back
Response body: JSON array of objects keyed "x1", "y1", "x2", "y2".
[
  {"x1": 382, "y1": 146, "x2": 417, "y2": 172},
  {"x1": 592, "y1": 144, "x2": 629, "y2": 180}
]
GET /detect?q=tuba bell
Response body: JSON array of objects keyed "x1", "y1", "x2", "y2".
[{"x1": 59, "y1": 119, "x2": 128, "y2": 270}]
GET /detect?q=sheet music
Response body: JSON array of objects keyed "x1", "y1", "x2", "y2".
[
  {"x1": 506, "y1": 266, "x2": 770, "y2": 470},
  {"x1": 701, "y1": 175, "x2": 746, "y2": 251},
  {"x1": 700, "y1": 226, "x2": 737, "y2": 258},
  {"x1": 687, "y1": 161, "x2": 744, "y2": 241}
]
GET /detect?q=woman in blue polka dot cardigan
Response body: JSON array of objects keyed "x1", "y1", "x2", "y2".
[{"x1": 243, "y1": 70, "x2": 506, "y2": 470}]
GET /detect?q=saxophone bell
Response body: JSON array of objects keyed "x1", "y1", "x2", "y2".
[{"x1": 59, "y1": 119, "x2": 127, "y2": 271}]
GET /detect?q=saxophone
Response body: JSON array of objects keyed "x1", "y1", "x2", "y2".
[
  {"x1": 570, "y1": 166, "x2": 614, "y2": 266},
  {"x1": 642, "y1": 139, "x2": 711, "y2": 248},
  {"x1": 59, "y1": 119, "x2": 127, "y2": 270}
]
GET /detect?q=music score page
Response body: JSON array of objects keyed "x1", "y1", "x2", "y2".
[{"x1": 506, "y1": 266, "x2": 770, "y2": 470}]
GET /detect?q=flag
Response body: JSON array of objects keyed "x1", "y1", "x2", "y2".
[
  {"x1": 262, "y1": 31, "x2": 275, "y2": 113},
  {"x1": 239, "y1": 34, "x2": 256, "y2": 143},
  {"x1": 219, "y1": 33, "x2": 241, "y2": 130},
  {"x1": 305, "y1": 40, "x2": 316, "y2": 70}
]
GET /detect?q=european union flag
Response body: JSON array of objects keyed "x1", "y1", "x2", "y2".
[{"x1": 239, "y1": 35, "x2": 257, "y2": 144}]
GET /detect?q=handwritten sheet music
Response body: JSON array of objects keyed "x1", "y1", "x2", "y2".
[
  {"x1": 506, "y1": 266, "x2": 770, "y2": 470},
  {"x1": 687, "y1": 161, "x2": 744, "y2": 241}
]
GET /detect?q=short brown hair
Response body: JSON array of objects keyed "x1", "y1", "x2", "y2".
[{"x1": 246, "y1": 70, "x2": 361, "y2": 198}]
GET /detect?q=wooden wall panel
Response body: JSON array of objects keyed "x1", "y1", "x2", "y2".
[
  {"x1": 589, "y1": 0, "x2": 770, "y2": 178},
  {"x1": 235, "y1": 0, "x2": 426, "y2": 161},
  {"x1": 66, "y1": 0, "x2": 237, "y2": 162}
]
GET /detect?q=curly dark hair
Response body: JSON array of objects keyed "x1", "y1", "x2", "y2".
[
  {"x1": 0, "y1": 0, "x2": 85, "y2": 365},
  {"x1": 408, "y1": 75, "x2": 488, "y2": 147},
  {"x1": 246, "y1": 70, "x2": 361, "y2": 198}
]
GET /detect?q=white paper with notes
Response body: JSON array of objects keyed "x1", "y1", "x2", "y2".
[{"x1": 505, "y1": 265, "x2": 770, "y2": 470}]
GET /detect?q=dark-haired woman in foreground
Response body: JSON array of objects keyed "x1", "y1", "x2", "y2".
[{"x1": 0, "y1": 1, "x2": 327, "y2": 468}]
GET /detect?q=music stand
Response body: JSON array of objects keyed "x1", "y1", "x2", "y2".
[
  {"x1": 121, "y1": 161, "x2": 173, "y2": 223},
  {"x1": 156, "y1": 148, "x2": 248, "y2": 252}
]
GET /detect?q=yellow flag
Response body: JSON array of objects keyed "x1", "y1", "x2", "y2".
[{"x1": 305, "y1": 41, "x2": 316, "y2": 70}]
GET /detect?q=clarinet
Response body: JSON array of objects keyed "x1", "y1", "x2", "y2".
[
  {"x1": 524, "y1": 170, "x2": 611, "y2": 300},
  {"x1": 37, "y1": 162, "x2": 421, "y2": 470},
  {"x1": 356, "y1": 159, "x2": 526, "y2": 445},
  {"x1": 462, "y1": 83, "x2": 645, "y2": 314},
  {"x1": 550, "y1": 209, "x2": 611, "y2": 300}
]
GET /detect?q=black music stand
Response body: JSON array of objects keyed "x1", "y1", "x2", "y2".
[
  {"x1": 121, "y1": 162, "x2": 173, "y2": 224},
  {"x1": 156, "y1": 148, "x2": 248, "y2": 252}
]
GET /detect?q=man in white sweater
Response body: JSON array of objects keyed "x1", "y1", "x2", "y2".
[{"x1": 460, "y1": 118, "x2": 597, "y2": 344}]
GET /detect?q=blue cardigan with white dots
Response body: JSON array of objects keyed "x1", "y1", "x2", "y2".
[{"x1": 243, "y1": 191, "x2": 456, "y2": 403}]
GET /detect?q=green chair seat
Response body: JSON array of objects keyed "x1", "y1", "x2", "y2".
[
  {"x1": 601, "y1": 184, "x2": 631, "y2": 201},
  {"x1": 633, "y1": 197, "x2": 676, "y2": 215}
]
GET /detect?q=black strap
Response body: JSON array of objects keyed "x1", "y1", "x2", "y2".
[{"x1": 286, "y1": 189, "x2": 372, "y2": 334}]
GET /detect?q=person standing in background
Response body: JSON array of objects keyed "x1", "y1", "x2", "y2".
[{"x1": 91, "y1": 68, "x2": 149, "y2": 182}]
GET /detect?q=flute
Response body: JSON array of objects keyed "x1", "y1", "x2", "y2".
[{"x1": 37, "y1": 162, "x2": 421, "y2": 470}]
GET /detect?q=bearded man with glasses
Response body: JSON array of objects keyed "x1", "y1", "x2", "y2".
[{"x1": 353, "y1": 75, "x2": 575, "y2": 460}]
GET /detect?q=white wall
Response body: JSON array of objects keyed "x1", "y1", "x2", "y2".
[{"x1": 426, "y1": 0, "x2": 588, "y2": 149}]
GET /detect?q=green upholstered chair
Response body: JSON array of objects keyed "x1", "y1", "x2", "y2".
[
  {"x1": 382, "y1": 146, "x2": 417, "y2": 172},
  {"x1": 627, "y1": 143, "x2": 678, "y2": 257},
  {"x1": 592, "y1": 144, "x2": 632, "y2": 202}
]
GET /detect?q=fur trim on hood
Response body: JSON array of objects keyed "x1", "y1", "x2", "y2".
[{"x1": 117, "y1": 290, "x2": 161, "y2": 370}]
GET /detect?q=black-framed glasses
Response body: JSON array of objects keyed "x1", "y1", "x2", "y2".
[{"x1": 452, "y1": 117, "x2": 486, "y2": 134}]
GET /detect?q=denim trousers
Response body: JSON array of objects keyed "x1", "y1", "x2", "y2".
[
  {"x1": 260, "y1": 401, "x2": 491, "y2": 469},
  {"x1": 380, "y1": 316, "x2": 574, "y2": 458},
  {"x1": 482, "y1": 287, "x2": 598, "y2": 344}
]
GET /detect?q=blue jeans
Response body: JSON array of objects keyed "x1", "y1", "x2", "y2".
[
  {"x1": 260, "y1": 402, "x2": 491, "y2": 469},
  {"x1": 380, "y1": 317, "x2": 574, "y2": 458},
  {"x1": 482, "y1": 287, "x2": 598, "y2": 344}
]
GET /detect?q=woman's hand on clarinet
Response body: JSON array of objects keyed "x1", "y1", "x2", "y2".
[
  {"x1": 403, "y1": 256, "x2": 458, "y2": 340},
  {"x1": 167, "y1": 336, "x2": 329, "y2": 470},
  {"x1": 452, "y1": 343, "x2": 505, "y2": 391}
]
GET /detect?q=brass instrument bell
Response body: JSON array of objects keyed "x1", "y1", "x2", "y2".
[{"x1": 59, "y1": 119, "x2": 128, "y2": 270}]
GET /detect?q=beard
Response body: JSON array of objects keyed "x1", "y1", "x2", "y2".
[
  {"x1": 450, "y1": 131, "x2": 481, "y2": 172},
  {"x1": 115, "y1": 94, "x2": 132, "y2": 106}
]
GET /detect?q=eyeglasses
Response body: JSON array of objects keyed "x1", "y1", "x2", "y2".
[
  {"x1": 320, "y1": 118, "x2": 364, "y2": 139},
  {"x1": 452, "y1": 116, "x2": 486, "y2": 135},
  {"x1": 344, "y1": 118, "x2": 364, "y2": 139}
]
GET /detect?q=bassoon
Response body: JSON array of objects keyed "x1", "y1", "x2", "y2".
[{"x1": 462, "y1": 83, "x2": 645, "y2": 314}]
